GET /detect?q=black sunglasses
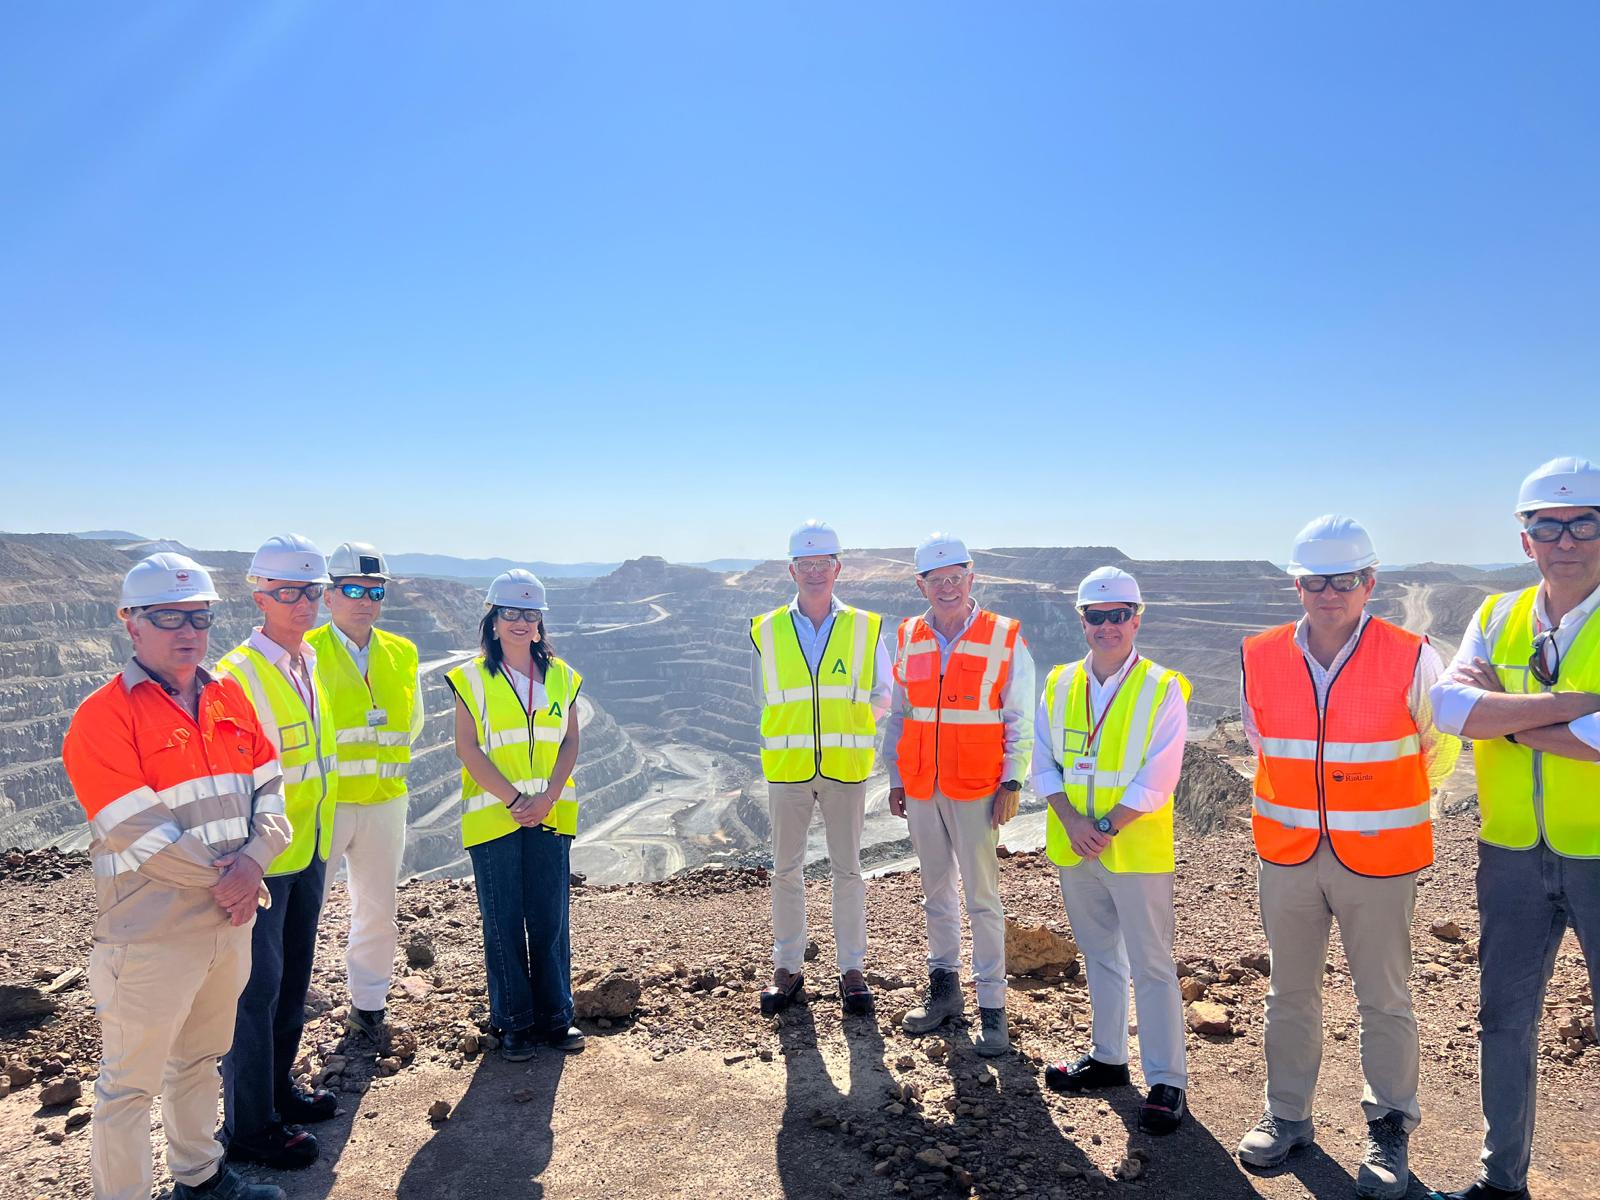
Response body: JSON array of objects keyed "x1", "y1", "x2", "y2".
[
  {"x1": 1298, "y1": 571, "x2": 1369, "y2": 593},
  {"x1": 257, "y1": 583, "x2": 326, "y2": 604},
  {"x1": 1525, "y1": 515, "x2": 1600, "y2": 544},
  {"x1": 1530, "y1": 630, "x2": 1561, "y2": 688},
  {"x1": 140, "y1": 608, "x2": 215, "y2": 631},
  {"x1": 495, "y1": 606, "x2": 542, "y2": 623},
  {"x1": 338, "y1": 584, "x2": 386, "y2": 601},
  {"x1": 1081, "y1": 607, "x2": 1137, "y2": 626}
]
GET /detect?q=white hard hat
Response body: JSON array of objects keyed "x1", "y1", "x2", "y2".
[
  {"x1": 1076, "y1": 566, "x2": 1142, "y2": 609},
  {"x1": 486, "y1": 569, "x2": 548, "y2": 611},
  {"x1": 1515, "y1": 456, "x2": 1600, "y2": 515},
  {"x1": 247, "y1": 534, "x2": 331, "y2": 584},
  {"x1": 915, "y1": 532, "x2": 972, "y2": 574},
  {"x1": 788, "y1": 519, "x2": 841, "y2": 559},
  {"x1": 1286, "y1": 515, "x2": 1378, "y2": 577},
  {"x1": 118, "y1": 552, "x2": 220, "y2": 615},
  {"x1": 327, "y1": 541, "x2": 392, "y2": 581}
]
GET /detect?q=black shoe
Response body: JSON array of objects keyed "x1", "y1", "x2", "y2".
[
  {"x1": 225, "y1": 1124, "x2": 319, "y2": 1170},
  {"x1": 346, "y1": 1006, "x2": 385, "y2": 1040},
  {"x1": 277, "y1": 1085, "x2": 337, "y2": 1124},
  {"x1": 173, "y1": 1166, "x2": 286, "y2": 1200},
  {"x1": 840, "y1": 976, "x2": 875, "y2": 1016},
  {"x1": 1043, "y1": 1054, "x2": 1132, "y2": 1093},
  {"x1": 500, "y1": 1027, "x2": 539, "y2": 1062},
  {"x1": 1429, "y1": 1183, "x2": 1530, "y2": 1200},
  {"x1": 546, "y1": 1025, "x2": 586, "y2": 1052},
  {"x1": 1139, "y1": 1084, "x2": 1187, "y2": 1135},
  {"x1": 759, "y1": 972, "x2": 805, "y2": 1017}
]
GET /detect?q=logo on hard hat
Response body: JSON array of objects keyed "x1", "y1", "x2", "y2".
[
  {"x1": 1558, "y1": 485, "x2": 1572, "y2": 495},
  {"x1": 176, "y1": 571, "x2": 190, "y2": 582}
]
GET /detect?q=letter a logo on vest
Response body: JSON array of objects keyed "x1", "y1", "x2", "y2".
[
  {"x1": 547, "y1": 701, "x2": 563, "y2": 718},
  {"x1": 831, "y1": 658, "x2": 847, "y2": 676}
]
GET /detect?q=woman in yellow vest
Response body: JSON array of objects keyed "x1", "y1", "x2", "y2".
[{"x1": 446, "y1": 570, "x2": 584, "y2": 1061}]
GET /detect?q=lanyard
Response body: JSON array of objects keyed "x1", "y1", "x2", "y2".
[
  {"x1": 1082, "y1": 653, "x2": 1139, "y2": 753},
  {"x1": 286, "y1": 657, "x2": 315, "y2": 714}
]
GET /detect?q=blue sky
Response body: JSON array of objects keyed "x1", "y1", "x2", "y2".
[{"x1": 3, "y1": 3, "x2": 1596, "y2": 567}]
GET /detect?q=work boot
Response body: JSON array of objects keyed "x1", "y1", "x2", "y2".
[
  {"x1": 173, "y1": 1166, "x2": 286, "y2": 1200},
  {"x1": 500, "y1": 1027, "x2": 539, "y2": 1062},
  {"x1": 546, "y1": 1025, "x2": 586, "y2": 1053},
  {"x1": 346, "y1": 1006, "x2": 385, "y2": 1040},
  {"x1": 901, "y1": 968, "x2": 964, "y2": 1034},
  {"x1": 1237, "y1": 1110, "x2": 1315, "y2": 1168},
  {"x1": 1356, "y1": 1112, "x2": 1411, "y2": 1200},
  {"x1": 973, "y1": 1007, "x2": 1010, "y2": 1057}
]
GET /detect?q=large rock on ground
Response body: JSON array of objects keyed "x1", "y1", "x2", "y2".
[
  {"x1": 573, "y1": 971, "x2": 641, "y2": 1020},
  {"x1": 1185, "y1": 1001, "x2": 1234, "y2": 1037},
  {"x1": 1004, "y1": 918, "x2": 1079, "y2": 977}
]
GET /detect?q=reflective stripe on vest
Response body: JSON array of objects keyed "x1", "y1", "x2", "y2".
[
  {"x1": 1472, "y1": 587, "x2": 1600, "y2": 858},
  {"x1": 1043, "y1": 658, "x2": 1190, "y2": 873},
  {"x1": 1241, "y1": 617, "x2": 1433, "y2": 877},
  {"x1": 307, "y1": 624, "x2": 418, "y2": 805},
  {"x1": 894, "y1": 608, "x2": 1019, "y2": 800},
  {"x1": 217, "y1": 644, "x2": 338, "y2": 875},
  {"x1": 750, "y1": 605, "x2": 882, "y2": 784},
  {"x1": 446, "y1": 656, "x2": 581, "y2": 847}
]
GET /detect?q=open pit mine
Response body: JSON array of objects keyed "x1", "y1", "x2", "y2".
[{"x1": 0, "y1": 533, "x2": 1530, "y2": 885}]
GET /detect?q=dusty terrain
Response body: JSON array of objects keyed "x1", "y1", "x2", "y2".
[{"x1": 2, "y1": 801, "x2": 1595, "y2": 1200}]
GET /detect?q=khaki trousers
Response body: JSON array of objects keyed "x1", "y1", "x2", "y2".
[
  {"x1": 88, "y1": 921, "x2": 253, "y2": 1200},
  {"x1": 768, "y1": 778, "x2": 868, "y2": 974},
  {"x1": 1258, "y1": 841, "x2": 1421, "y2": 1130},
  {"x1": 906, "y1": 789, "x2": 1007, "y2": 1008}
]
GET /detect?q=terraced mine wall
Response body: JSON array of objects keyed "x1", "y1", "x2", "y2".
[{"x1": 0, "y1": 534, "x2": 651, "y2": 876}]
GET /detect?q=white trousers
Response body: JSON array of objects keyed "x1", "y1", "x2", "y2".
[
  {"x1": 325, "y1": 795, "x2": 409, "y2": 1010},
  {"x1": 905, "y1": 789, "x2": 1007, "y2": 1009},
  {"x1": 1058, "y1": 861, "x2": 1187, "y2": 1089},
  {"x1": 89, "y1": 923, "x2": 252, "y2": 1200},
  {"x1": 768, "y1": 777, "x2": 867, "y2": 974}
]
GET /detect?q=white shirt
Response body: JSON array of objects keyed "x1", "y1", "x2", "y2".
[
  {"x1": 1240, "y1": 613, "x2": 1460, "y2": 786},
  {"x1": 1429, "y1": 581, "x2": 1600, "y2": 751},
  {"x1": 501, "y1": 663, "x2": 576, "y2": 741},
  {"x1": 1029, "y1": 650, "x2": 1188, "y2": 813},
  {"x1": 882, "y1": 602, "x2": 1038, "y2": 789},
  {"x1": 331, "y1": 623, "x2": 427, "y2": 745},
  {"x1": 248, "y1": 628, "x2": 320, "y2": 718},
  {"x1": 748, "y1": 594, "x2": 895, "y2": 715}
]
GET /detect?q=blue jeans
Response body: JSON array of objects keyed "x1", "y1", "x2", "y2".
[
  {"x1": 1476, "y1": 841, "x2": 1600, "y2": 1190},
  {"x1": 468, "y1": 826, "x2": 573, "y2": 1035},
  {"x1": 223, "y1": 854, "x2": 326, "y2": 1143}
]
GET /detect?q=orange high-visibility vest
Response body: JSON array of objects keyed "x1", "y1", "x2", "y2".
[
  {"x1": 894, "y1": 607, "x2": 1021, "y2": 801},
  {"x1": 1241, "y1": 617, "x2": 1433, "y2": 878}
]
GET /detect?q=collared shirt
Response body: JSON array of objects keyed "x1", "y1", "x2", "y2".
[
  {"x1": 1029, "y1": 649, "x2": 1189, "y2": 813},
  {"x1": 1241, "y1": 613, "x2": 1459, "y2": 785},
  {"x1": 748, "y1": 594, "x2": 896, "y2": 714},
  {"x1": 1430, "y1": 580, "x2": 1600, "y2": 751},
  {"x1": 882, "y1": 602, "x2": 1038, "y2": 788},
  {"x1": 331, "y1": 623, "x2": 426, "y2": 745},
  {"x1": 248, "y1": 627, "x2": 322, "y2": 735}
]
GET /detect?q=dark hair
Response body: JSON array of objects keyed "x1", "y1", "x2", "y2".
[{"x1": 479, "y1": 608, "x2": 553, "y2": 678}]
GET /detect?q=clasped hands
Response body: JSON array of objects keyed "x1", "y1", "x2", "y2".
[
  {"x1": 507, "y1": 786, "x2": 559, "y2": 829},
  {"x1": 211, "y1": 851, "x2": 264, "y2": 926}
]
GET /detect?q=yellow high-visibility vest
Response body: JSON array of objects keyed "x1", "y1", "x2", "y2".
[
  {"x1": 1043, "y1": 657, "x2": 1190, "y2": 874},
  {"x1": 446, "y1": 656, "x2": 580, "y2": 847},
  {"x1": 750, "y1": 604, "x2": 881, "y2": 784},
  {"x1": 1473, "y1": 587, "x2": 1600, "y2": 857},
  {"x1": 307, "y1": 624, "x2": 418, "y2": 805},
  {"x1": 217, "y1": 642, "x2": 338, "y2": 875}
]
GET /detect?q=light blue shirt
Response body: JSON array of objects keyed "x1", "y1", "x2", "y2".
[{"x1": 750, "y1": 595, "x2": 895, "y2": 711}]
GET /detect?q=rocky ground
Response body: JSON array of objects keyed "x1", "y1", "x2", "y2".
[{"x1": 1, "y1": 812, "x2": 1596, "y2": 1200}]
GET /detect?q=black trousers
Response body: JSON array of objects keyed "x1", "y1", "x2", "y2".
[{"x1": 222, "y1": 854, "x2": 327, "y2": 1143}]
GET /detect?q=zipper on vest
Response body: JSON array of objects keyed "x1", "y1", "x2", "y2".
[{"x1": 1308, "y1": 621, "x2": 1371, "y2": 841}]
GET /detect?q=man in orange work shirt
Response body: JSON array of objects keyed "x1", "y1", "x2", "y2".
[{"x1": 62, "y1": 553, "x2": 291, "y2": 1200}]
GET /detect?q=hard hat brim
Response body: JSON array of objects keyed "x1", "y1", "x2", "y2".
[{"x1": 1285, "y1": 557, "x2": 1379, "y2": 577}]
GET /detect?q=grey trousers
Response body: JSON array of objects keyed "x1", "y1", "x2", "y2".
[
  {"x1": 1058, "y1": 862, "x2": 1187, "y2": 1088},
  {"x1": 1258, "y1": 842, "x2": 1422, "y2": 1130},
  {"x1": 1475, "y1": 841, "x2": 1600, "y2": 1191}
]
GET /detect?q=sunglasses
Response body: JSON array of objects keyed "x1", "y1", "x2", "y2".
[
  {"x1": 338, "y1": 584, "x2": 386, "y2": 601},
  {"x1": 1530, "y1": 630, "x2": 1562, "y2": 688},
  {"x1": 1298, "y1": 572, "x2": 1369, "y2": 593},
  {"x1": 257, "y1": 583, "x2": 326, "y2": 604},
  {"x1": 495, "y1": 606, "x2": 542, "y2": 623},
  {"x1": 140, "y1": 608, "x2": 215, "y2": 631},
  {"x1": 1081, "y1": 606, "x2": 1136, "y2": 626},
  {"x1": 1525, "y1": 515, "x2": 1600, "y2": 544}
]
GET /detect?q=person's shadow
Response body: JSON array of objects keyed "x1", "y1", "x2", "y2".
[{"x1": 395, "y1": 1050, "x2": 566, "y2": 1199}]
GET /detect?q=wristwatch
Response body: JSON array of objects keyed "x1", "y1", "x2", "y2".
[
  {"x1": 1094, "y1": 815, "x2": 1117, "y2": 836},
  {"x1": 1000, "y1": 780, "x2": 1021, "y2": 792}
]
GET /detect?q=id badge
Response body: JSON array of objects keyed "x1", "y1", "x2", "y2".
[
  {"x1": 1070, "y1": 757, "x2": 1096, "y2": 778},
  {"x1": 366, "y1": 708, "x2": 388, "y2": 728}
]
